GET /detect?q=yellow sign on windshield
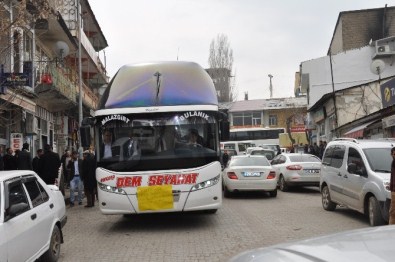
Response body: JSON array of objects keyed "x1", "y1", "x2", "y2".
[{"x1": 137, "y1": 185, "x2": 174, "y2": 211}]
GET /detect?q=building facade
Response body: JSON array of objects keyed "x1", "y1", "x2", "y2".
[
  {"x1": 300, "y1": 6, "x2": 395, "y2": 142},
  {"x1": 0, "y1": 0, "x2": 108, "y2": 157}
]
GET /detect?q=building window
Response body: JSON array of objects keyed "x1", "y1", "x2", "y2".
[
  {"x1": 232, "y1": 111, "x2": 261, "y2": 127},
  {"x1": 252, "y1": 112, "x2": 261, "y2": 126},
  {"x1": 269, "y1": 115, "x2": 277, "y2": 126}
]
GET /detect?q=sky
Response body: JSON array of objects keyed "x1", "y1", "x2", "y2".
[{"x1": 91, "y1": 0, "x2": 394, "y2": 101}]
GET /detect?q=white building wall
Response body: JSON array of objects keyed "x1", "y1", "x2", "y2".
[{"x1": 302, "y1": 45, "x2": 395, "y2": 110}]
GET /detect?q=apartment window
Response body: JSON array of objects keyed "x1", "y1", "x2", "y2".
[
  {"x1": 232, "y1": 111, "x2": 262, "y2": 127},
  {"x1": 252, "y1": 112, "x2": 261, "y2": 126},
  {"x1": 269, "y1": 115, "x2": 277, "y2": 126}
]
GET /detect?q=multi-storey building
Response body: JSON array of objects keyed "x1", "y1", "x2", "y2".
[
  {"x1": 220, "y1": 96, "x2": 308, "y2": 148},
  {"x1": 0, "y1": 0, "x2": 108, "y2": 156},
  {"x1": 300, "y1": 5, "x2": 395, "y2": 142}
]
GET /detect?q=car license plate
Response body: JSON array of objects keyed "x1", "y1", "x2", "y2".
[
  {"x1": 304, "y1": 169, "x2": 319, "y2": 174},
  {"x1": 243, "y1": 172, "x2": 261, "y2": 177}
]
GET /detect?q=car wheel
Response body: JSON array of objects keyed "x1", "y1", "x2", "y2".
[
  {"x1": 279, "y1": 176, "x2": 288, "y2": 192},
  {"x1": 41, "y1": 225, "x2": 61, "y2": 262},
  {"x1": 269, "y1": 189, "x2": 277, "y2": 197},
  {"x1": 321, "y1": 185, "x2": 336, "y2": 211},
  {"x1": 224, "y1": 187, "x2": 232, "y2": 198},
  {"x1": 368, "y1": 196, "x2": 385, "y2": 226}
]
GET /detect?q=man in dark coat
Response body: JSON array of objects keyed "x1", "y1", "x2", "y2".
[
  {"x1": 32, "y1": 149, "x2": 43, "y2": 175},
  {"x1": 82, "y1": 150, "x2": 97, "y2": 207},
  {"x1": 17, "y1": 143, "x2": 33, "y2": 170},
  {"x1": 3, "y1": 148, "x2": 17, "y2": 170},
  {"x1": 39, "y1": 144, "x2": 61, "y2": 184}
]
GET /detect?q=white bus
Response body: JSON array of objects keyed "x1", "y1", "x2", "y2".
[
  {"x1": 226, "y1": 127, "x2": 285, "y2": 152},
  {"x1": 81, "y1": 61, "x2": 229, "y2": 215}
]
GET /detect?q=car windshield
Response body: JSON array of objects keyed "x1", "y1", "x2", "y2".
[
  {"x1": 230, "y1": 157, "x2": 270, "y2": 167},
  {"x1": 363, "y1": 148, "x2": 392, "y2": 173},
  {"x1": 289, "y1": 155, "x2": 321, "y2": 162}
]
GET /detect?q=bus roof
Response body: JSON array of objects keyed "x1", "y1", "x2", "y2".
[{"x1": 98, "y1": 61, "x2": 218, "y2": 110}]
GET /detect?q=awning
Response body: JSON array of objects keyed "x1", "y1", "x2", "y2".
[{"x1": 343, "y1": 120, "x2": 376, "y2": 138}]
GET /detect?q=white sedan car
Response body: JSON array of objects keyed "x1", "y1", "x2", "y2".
[
  {"x1": 222, "y1": 155, "x2": 277, "y2": 197},
  {"x1": 0, "y1": 171, "x2": 67, "y2": 262},
  {"x1": 271, "y1": 153, "x2": 322, "y2": 192}
]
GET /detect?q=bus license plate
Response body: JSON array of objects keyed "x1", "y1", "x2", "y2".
[{"x1": 243, "y1": 172, "x2": 261, "y2": 177}]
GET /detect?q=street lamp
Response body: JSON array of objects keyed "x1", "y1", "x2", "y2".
[{"x1": 268, "y1": 74, "x2": 273, "y2": 98}]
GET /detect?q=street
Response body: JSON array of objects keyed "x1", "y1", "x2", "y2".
[{"x1": 59, "y1": 187, "x2": 369, "y2": 261}]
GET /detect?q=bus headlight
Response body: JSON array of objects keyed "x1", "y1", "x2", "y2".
[
  {"x1": 190, "y1": 175, "x2": 220, "y2": 192},
  {"x1": 98, "y1": 182, "x2": 126, "y2": 194}
]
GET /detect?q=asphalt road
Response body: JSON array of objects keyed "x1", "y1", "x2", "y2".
[{"x1": 59, "y1": 187, "x2": 369, "y2": 262}]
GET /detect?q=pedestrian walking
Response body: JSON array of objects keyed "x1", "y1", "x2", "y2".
[
  {"x1": 17, "y1": 142, "x2": 33, "y2": 170},
  {"x1": 67, "y1": 150, "x2": 84, "y2": 207},
  {"x1": 39, "y1": 144, "x2": 61, "y2": 184},
  {"x1": 389, "y1": 147, "x2": 395, "y2": 225},
  {"x1": 61, "y1": 149, "x2": 71, "y2": 188},
  {"x1": 3, "y1": 148, "x2": 17, "y2": 170},
  {"x1": 32, "y1": 149, "x2": 44, "y2": 175},
  {"x1": 82, "y1": 150, "x2": 97, "y2": 207}
]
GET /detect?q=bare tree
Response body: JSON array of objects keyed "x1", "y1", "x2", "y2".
[{"x1": 208, "y1": 34, "x2": 237, "y2": 102}]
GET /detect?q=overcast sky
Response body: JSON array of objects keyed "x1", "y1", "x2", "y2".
[{"x1": 91, "y1": 0, "x2": 394, "y2": 101}]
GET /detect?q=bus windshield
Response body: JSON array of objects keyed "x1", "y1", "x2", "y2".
[{"x1": 96, "y1": 111, "x2": 219, "y2": 172}]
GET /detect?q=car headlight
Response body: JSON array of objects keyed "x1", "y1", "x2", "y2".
[
  {"x1": 190, "y1": 175, "x2": 220, "y2": 191},
  {"x1": 98, "y1": 182, "x2": 126, "y2": 194},
  {"x1": 383, "y1": 180, "x2": 390, "y2": 191}
]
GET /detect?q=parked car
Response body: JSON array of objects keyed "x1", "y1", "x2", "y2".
[
  {"x1": 259, "y1": 144, "x2": 281, "y2": 155},
  {"x1": 221, "y1": 141, "x2": 256, "y2": 155},
  {"x1": 320, "y1": 138, "x2": 393, "y2": 226},
  {"x1": 245, "y1": 146, "x2": 263, "y2": 155},
  {"x1": 229, "y1": 225, "x2": 395, "y2": 262},
  {"x1": 249, "y1": 148, "x2": 276, "y2": 161},
  {"x1": 271, "y1": 153, "x2": 322, "y2": 191},
  {"x1": 0, "y1": 170, "x2": 67, "y2": 262},
  {"x1": 222, "y1": 155, "x2": 277, "y2": 197}
]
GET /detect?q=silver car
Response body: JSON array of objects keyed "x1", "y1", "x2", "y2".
[
  {"x1": 229, "y1": 225, "x2": 395, "y2": 262},
  {"x1": 222, "y1": 155, "x2": 277, "y2": 197},
  {"x1": 271, "y1": 153, "x2": 322, "y2": 192}
]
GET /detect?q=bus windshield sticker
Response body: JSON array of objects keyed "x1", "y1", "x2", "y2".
[
  {"x1": 101, "y1": 114, "x2": 131, "y2": 125},
  {"x1": 180, "y1": 111, "x2": 209, "y2": 121}
]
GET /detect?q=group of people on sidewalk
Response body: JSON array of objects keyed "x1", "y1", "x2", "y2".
[{"x1": 0, "y1": 143, "x2": 97, "y2": 208}]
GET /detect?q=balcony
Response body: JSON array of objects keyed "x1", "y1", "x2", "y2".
[
  {"x1": 76, "y1": 81, "x2": 99, "y2": 110},
  {"x1": 34, "y1": 64, "x2": 77, "y2": 112}
]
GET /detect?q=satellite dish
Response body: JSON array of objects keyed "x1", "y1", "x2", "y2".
[
  {"x1": 370, "y1": 59, "x2": 385, "y2": 75},
  {"x1": 53, "y1": 41, "x2": 70, "y2": 58}
]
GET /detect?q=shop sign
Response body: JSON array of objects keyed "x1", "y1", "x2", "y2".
[
  {"x1": 10, "y1": 133, "x2": 23, "y2": 152},
  {"x1": 381, "y1": 78, "x2": 395, "y2": 108},
  {"x1": 1, "y1": 73, "x2": 29, "y2": 86},
  {"x1": 290, "y1": 126, "x2": 306, "y2": 132}
]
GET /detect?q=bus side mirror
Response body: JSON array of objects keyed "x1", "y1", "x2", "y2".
[
  {"x1": 80, "y1": 125, "x2": 91, "y2": 148},
  {"x1": 220, "y1": 121, "x2": 230, "y2": 141}
]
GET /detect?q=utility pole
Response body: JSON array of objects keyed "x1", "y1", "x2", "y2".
[{"x1": 268, "y1": 74, "x2": 273, "y2": 98}]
